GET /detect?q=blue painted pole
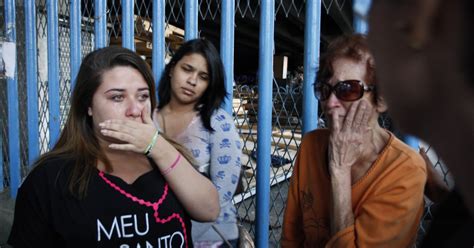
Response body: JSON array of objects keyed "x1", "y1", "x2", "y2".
[
  {"x1": 5, "y1": 0, "x2": 20, "y2": 197},
  {"x1": 152, "y1": 0, "x2": 166, "y2": 89},
  {"x1": 185, "y1": 0, "x2": 198, "y2": 40},
  {"x1": 47, "y1": 0, "x2": 61, "y2": 147},
  {"x1": 25, "y1": 0, "x2": 39, "y2": 166},
  {"x1": 94, "y1": 0, "x2": 107, "y2": 49},
  {"x1": 70, "y1": 0, "x2": 81, "y2": 90},
  {"x1": 353, "y1": 0, "x2": 371, "y2": 34},
  {"x1": 256, "y1": 0, "x2": 274, "y2": 247},
  {"x1": 302, "y1": 0, "x2": 321, "y2": 134},
  {"x1": 122, "y1": 0, "x2": 135, "y2": 50},
  {"x1": 220, "y1": 0, "x2": 235, "y2": 114},
  {"x1": 404, "y1": 135, "x2": 420, "y2": 150}
]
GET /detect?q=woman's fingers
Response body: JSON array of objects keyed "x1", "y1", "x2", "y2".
[
  {"x1": 100, "y1": 119, "x2": 136, "y2": 133},
  {"x1": 330, "y1": 110, "x2": 341, "y2": 133},
  {"x1": 100, "y1": 129, "x2": 135, "y2": 143},
  {"x1": 359, "y1": 100, "x2": 372, "y2": 132},
  {"x1": 352, "y1": 101, "x2": 366, "y2": 131},
  {"x1": 141, "y1": 106, "x2": 154, "y2": 125},
  {"x1": 100, "y1": 118, "x2": 157, "y2": 151},
  {"x1": 342, "y1": 101, "x2": 359, "y2": 132},
  {"x1": 108, "y1": 143, "x2": 138, "y2": 152}
]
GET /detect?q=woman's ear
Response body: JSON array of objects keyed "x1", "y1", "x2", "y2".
[
  {"x1": 88, "y1": 107, "x2": 93, "y2": 116},
  {"x1": 376, "y1": 96, "x2": 388, "y2": 113},
  {"x1": 169, "y1": 65, "x2": 175, "y2": 78}
]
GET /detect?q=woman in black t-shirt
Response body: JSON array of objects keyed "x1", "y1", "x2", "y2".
[{"x1": 8, "y1": 47, "x2": 220, "y2": 248}]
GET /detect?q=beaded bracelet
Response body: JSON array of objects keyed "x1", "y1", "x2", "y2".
[
  {"x1": 161, "y1": 154, "x2": 181, "y2": 176},
  {"x1": 144, "y1": 130, "x2": 159, "y2": 156}
]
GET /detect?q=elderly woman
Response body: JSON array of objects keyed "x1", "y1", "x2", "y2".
[{"x1": 281, "y1": 34, "x2": 427, "y2": 247}]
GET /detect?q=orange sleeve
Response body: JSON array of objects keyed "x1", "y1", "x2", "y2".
[
  {"x1": 326, "y1": 162, "x2": 427, "y2": 248},
  {"x1": 281, "y1": 150, "x2": 305, "y2": 247}
]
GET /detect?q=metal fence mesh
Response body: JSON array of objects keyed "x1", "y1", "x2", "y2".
[
  {"x1": 81, "y1": 1, "x2": 95, "y2": 58},
  {"x1": 0, "y1": 1, "x2": 454, "y2": 247},
  {"x1": 58, "y1": 0, "x2": 72, "y2": 128},
  {"x1": 108, "y1": 1, "x2": 121, "y2": 43},
  {"x1": 36, "y1": 0, "x2": 50, "y2": 155}
]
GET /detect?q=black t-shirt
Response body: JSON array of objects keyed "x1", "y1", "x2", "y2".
[{"x1": 8, "y1": 157, "x2": 193, "y2": 248}]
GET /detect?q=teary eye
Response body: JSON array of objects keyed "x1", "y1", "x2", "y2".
[
  {"x1": 110, "y1": 95, "x2": 124, "y2": 102},
  {"x1": 138, "y1": 93, "x2": 150, "y2": 101}
]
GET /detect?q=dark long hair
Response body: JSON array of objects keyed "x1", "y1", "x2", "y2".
[
  {"x1": 34, "y1": 46, "x2": 157, "y2": 198},
  {"x1": 157, "y1": 38, "x2": 227, "y2": 132}
]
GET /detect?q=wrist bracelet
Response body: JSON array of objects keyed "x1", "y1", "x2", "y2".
[
  {"x1": 144, "y1": 131, "x2": 159, "y2": 156},
  {"x1": 162, "y1": 154, "x2": 181, "y2": 176}
]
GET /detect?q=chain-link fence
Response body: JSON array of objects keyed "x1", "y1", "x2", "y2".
[{"x1": 0, "y1": 1, "x2": 453, "y2": 247}]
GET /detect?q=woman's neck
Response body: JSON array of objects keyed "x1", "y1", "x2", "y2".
[{"x1": 166, "y1": 98, "x2": 197, "y2": 115}]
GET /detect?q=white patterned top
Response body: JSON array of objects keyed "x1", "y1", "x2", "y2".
[{"x1": 156, "y1": 108, "x2": 242, "y2": 244}]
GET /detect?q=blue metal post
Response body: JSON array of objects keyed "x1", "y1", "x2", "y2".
[
  {"x1": 353, "y1": 0, "x2": 371, "y2": 34},
  {"x1": 5, "y1": 0, "x2": 20, "y2": 197},
  {"x1": 302, "y1": 0, "x2": 321, "y2": 134},
  {"x1": 404, "y1": 135, "x2": 420, "y2": 150},
  {"x1": 94, "y1": 0, "x2": 107, "y2": 49},
  {"x1": 122, "y1": 0, "x2": 135, "y2": 50},
  {"x1": 220, "y1": 0, "x2": 235, "y2": 114},
  {"x1": 25, "y1": 0, "x2": 39, "y2": 166},
  {"x1": 152, "y1": 0, "x2": 166, "y2": 88},
  {"x1": 185, "y1": 0, "x2": 198, "y2": 40},
  {"x1": 256, "y1": 1, "x2": 274, "y2": 247},
  {"x1": 47, "y1": 0, "x2": 61, "y2": 147},
  {"x1": 70, "y1": 0, "x2": 81, "y2": 90}
]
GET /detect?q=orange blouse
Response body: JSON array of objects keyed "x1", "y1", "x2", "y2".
[{"x1": 282, "y1": 129, "x2": 427, "y2": 248}]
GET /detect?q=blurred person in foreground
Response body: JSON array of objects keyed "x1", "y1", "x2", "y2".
[
  {"x1": 281, "y1": 34, "x2": 427, "y2": 247},
  {"x1": 368, "y1": 0, "x2": 474, "y2": 246}
]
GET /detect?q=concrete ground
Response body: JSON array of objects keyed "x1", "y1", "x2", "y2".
[{"x1": 0, "y1": 191, "x2": 14, "y2": 247}]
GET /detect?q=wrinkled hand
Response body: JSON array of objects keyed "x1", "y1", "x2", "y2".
[
  {"x1": 99, "y1": 107, "x2": 157, "y2": 154},
  {"x1": 328, "y1": 100, "x2": 372, "y2": 174}
]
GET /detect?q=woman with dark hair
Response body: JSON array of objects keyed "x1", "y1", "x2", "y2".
[
  {"x1": 282, "y1": 34, "x2": 427, "y2": 247},
  {"x1": 155, "y1": 39, "x2": 242, "y2": 247},
  {"x1": 8, "y1": 46, "x2": 219, "y2": 247}
]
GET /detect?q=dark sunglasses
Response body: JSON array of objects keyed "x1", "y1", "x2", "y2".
[{"x1": 314, "y1": 80, "x2": 374, "y2": 102}]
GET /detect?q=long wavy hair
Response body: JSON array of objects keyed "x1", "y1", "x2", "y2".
[{"x1": 157, "y1": 38, "x2": 227, "y2": 132}]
